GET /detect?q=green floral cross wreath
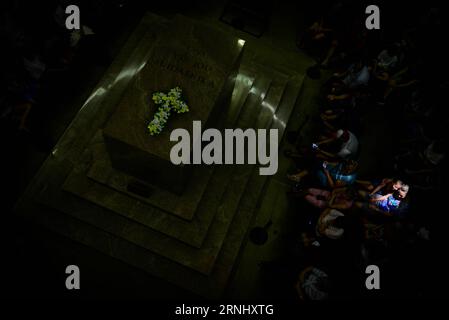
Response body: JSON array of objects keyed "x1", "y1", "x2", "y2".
[{"x1": 147, "y1": 87, "x2": 189, "y2": 135}]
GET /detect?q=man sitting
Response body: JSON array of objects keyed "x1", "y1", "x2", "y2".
[
  {"x1": 313, "y1": 129, "x2": 359, "y2": 160},
  {"x1": 355, "y1": 184, "x2": 410, "y2": 218}
]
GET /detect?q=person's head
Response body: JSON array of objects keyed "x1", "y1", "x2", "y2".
[
  {"x1": 341, "y1": 159, "x2": 358, "y2": 175},
  {"x1": 335, "y1": 129, "x2": 350, "y2": 143},
  {"x1": 332, "y1": 215, "x2": 348, "y2": 230},
  {"x1": 391, "y1": 179, "x2": 403, "y2": 191},
  {"x1": 394, "y1": 184, "x2": 409, "y2": 200}
]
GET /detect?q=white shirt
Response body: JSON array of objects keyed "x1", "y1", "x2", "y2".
[
  {"x1": 302, "y1": 268, "x2": 329, "y2": 300},
  {"x1": 319, "y1": 209, "x2": 345, "y2": 239},
  {"x1": 377, "y1": 50, "x2": 398, "y2": 71},
  {"x1": 337, "y1": 131, "x2": 359, "y2": 159},
  {"x1": 343, "y1": 65, "x2": 370, "y2": 88}
]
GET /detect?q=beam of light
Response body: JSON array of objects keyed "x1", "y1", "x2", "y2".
[
  {"x1": 80, "y1": 87, "x2": 106, "y2": 111},
  {"x1": 261, "y1": 100, "x2": 276, "y2": 115},
  {"x1": 273, "y1": 114, "x2": 286, "y2": 130}
]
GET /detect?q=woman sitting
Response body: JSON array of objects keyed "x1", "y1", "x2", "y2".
[
  {"x1": 303, "y1": 187, "x2": 354, "y2": 210},
  {"x1": 316, "y1": 208, "x2": 347, "y2": 240}
]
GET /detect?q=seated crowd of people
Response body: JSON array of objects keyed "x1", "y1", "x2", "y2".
[{"x1": 282, "y1": 2, "x2": 448, "y2": 301}]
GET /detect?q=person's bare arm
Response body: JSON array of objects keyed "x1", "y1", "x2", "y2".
[
  {"x1": 324, "y1": 168, "x2": 335, "y2": 188},
  {"x1": 317, "y1": 136, "x2": 336, "y2": 146},
  {"x1": 330, "y1": 202, "x2": 350, "y2": 210},
  {"x1": 315, "y1": 146, "x2": 336, "y2": 159},
  {"x1": 333, "y1": 69, "x2": 349, "y2": 78},
  {"x1": 356, "y1": 180, "x2": 374, "y2": 191},
  {"x1": 328, "y1": 193, "x2": 337, "y2": 206},
  {"x1": 369, "y1": 193, "x2": 392, "y2": 202},
  {"x1": 369, "y1": 178, "x2": 392, "y2": 195},
  {"x1": 394, "y1": 79, "x2": 419, "y2": 88},
  {"x1": 332, "y1": 187, "x2": 348, "y2": 194},
  {"x1": 328, "y1": 93, "x2": 351, "y2": 101},
  {"x1": 374, "y1": 71, "x2": 389, "y2": 81},
  {"x1": 321, "y1": 114, "x2": 338, "y2": 122},
  {"x1": 370, "y1": 183, "x2": 385, "y2": 195}
]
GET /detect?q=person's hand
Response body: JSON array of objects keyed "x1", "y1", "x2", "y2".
[
  {"x1": 322, "y1": 161, "x2": 328, "y2": 169},
  {"x1": 314, "y1": 33, "x2": 325, "y2": 40},
  {"x1": 327, "y1": 94, "x2": 335, "y2": 101}
]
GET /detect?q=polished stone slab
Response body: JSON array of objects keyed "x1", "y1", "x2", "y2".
[
  {"x1": 103, "y1": 15, "x2": 244, "y2": 194},
  {"x1": 87, "y1": 131, "x2": 213, "y2": 221},
  {"x1": 60, "y1": 58, "x2": 262, "y2": 250},
  {"x1": 59, "y1": 72, "x2": 295, "y2": 275},
  {"x1": 14, "y1": 71, "x2": 302, "y2": 295}
]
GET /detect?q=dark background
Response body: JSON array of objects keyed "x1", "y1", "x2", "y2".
[{"x1": 1, "y1": 0, "x2": 448, "y2": 300}]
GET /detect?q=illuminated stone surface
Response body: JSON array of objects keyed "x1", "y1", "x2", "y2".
[
  {"x1": 15, "y1": 13, "x2": 305, "y2": 297},
  {"x1": 103, "y1": 15, "x2": 243, "y2": 194}
]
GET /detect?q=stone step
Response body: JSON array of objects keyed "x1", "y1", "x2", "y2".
[
  {"x1": 254, "y1": 67, "x2": 289, "y2": 130},
  {"x1": 14, "y1": 11, "x2": 306, "y2": 297},
  {"x1": 234, "y1": 74, "x2": 272, "y2": 129},
  {"x1": 58, "y1": 51, "x2": 261, "y2": 251},
  {"x1": 53, "y1": 65, "x2": 286, "y2": 274},
  {"x1": 15, "y1": 73, "x2": 304, "y2": 297},
  {"x1": 60, "y1": 55, "x2": 285, "y2": 254},
  {"x1": 221, "y1": 75, "x2": 304, "y2": 281},
  {"x1": 271, "y1": 75, "x2": 304, "y2": 137},
  {"x1": 224, "y1": 65, "x2": 255, "y2": 127}
]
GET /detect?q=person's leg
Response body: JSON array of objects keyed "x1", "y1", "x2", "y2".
[
  {"x1": 287, "y1": 170, "x2": 309, "y2": 182},
  {"x1": 354, "y1": 201, "x2": 364, "y2": 209},
  {"x1": 357, "y1": 190, "x2": 370, "y2": 199},
  {"x1": 305, "y1": 194, "x2": 328, "y2": 208},
  {"x1": 356, "y1": 180, "x2": 374, "y2": 188},
  {"x1": 308, "y1": 188, "x2": 329, "y2": 197},
  {"x1": 339, "y1": 200, "x2": 353, "y2": 209},
  {"x1": 322, "y1": 119, "x2": 336, "y2": 131}
]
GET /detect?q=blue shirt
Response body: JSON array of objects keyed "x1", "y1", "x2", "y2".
[
  {"x1": 376, "y1": 195, "x2": 408, "y2": 218},
  {"x1": 317, "y1": 163, "x2": 357, "y2": 187}
]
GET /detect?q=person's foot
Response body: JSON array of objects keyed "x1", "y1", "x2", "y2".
[
  {"x1": 301, "y1": 233, "x2": 317, "y2": 247},
  {"x1": 287, "y1": 173, "x2": 302, "y2": 183}
]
